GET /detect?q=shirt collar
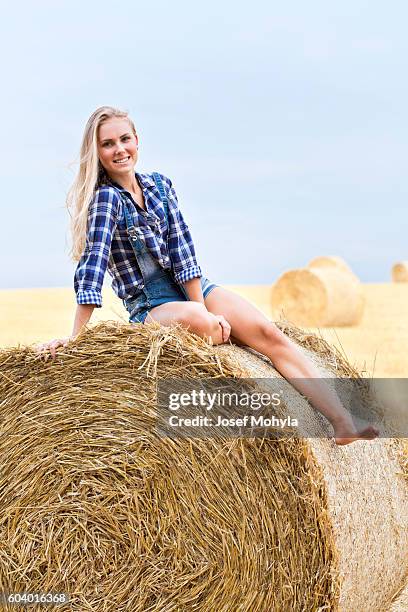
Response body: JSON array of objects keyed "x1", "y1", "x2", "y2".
[{"x1": 107, "y1": 172, "x2": 156, "y2": 192}]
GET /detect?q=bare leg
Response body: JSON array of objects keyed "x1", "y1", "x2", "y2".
[
  {"x1": 204, "y1": 287, "x2": 379, "y2": 445},
  {"x1": 143, "y1": 300, "x2": 225, "y2": 345}
]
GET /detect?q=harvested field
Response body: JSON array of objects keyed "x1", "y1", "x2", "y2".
[{"x1": 0, "y1": 283, "x2": 407, "y2": 377}]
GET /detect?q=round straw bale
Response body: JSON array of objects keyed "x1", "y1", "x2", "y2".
[
  {"x1": 309, "y1": 256, "x2": 364, "y2": 297},
  {"x1": 271, "y1": 266, "x2": 364, "y2": 326},
  {"x1": 392, "y1": 261, "x2": 408, "y2": 282},
  {"x1": 308, "y1": 255, "x2": 355, "y2": 275},
  {"x1": 308, "y1": 256, "x2": 365, "y2": 325},
  {"x1": 0, "y1": 321, "x2": 406, "y2": 612}
]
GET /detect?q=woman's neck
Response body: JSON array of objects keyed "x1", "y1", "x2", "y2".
[{"x1": 110, "y1": 170, "x2": 138, "y2": 193}]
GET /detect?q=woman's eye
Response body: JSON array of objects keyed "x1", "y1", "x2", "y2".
[
  {"x1": 102, "y1": 142, "x2": 111, "y2": 147},
  {"x1": 122, "y1": 136, "x2": 131, "y2": 142}
]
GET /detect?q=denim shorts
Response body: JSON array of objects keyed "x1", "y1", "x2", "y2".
[{"x1": 124, "y1": 272, "x2": 219, "y2": 324}]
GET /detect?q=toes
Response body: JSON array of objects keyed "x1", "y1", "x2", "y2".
[
  {"x1": 334, "y1": 425, "x2": 379, "y2": 445},
  {"x1": 361, "y1": 426, "x2": 379, "y2": 439}
]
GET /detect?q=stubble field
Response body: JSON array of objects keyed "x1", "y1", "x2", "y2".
[{"x1": 1, "y1": 282, "x2": 407, "y2": 378}]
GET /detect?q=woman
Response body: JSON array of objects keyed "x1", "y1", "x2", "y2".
[{"x1": 38, "y1": 106, "x2": 378, "y2": 445}]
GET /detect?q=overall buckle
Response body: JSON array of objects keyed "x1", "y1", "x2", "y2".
[{"x1": 127, "y1": 227, "x2": 138, "y2": 239}]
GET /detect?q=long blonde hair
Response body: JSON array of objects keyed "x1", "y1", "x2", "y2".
[{"x1": 67, "y1": 106, "x2": 137, "y2": 261}]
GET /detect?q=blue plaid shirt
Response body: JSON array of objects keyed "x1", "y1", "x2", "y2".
[{"x1": 74, "y1": 172, "x2": 202, "y2": 307}]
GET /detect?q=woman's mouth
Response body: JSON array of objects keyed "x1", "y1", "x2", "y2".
[{"x1": 113, "y1": 156, "x2": 131, "y2": 165}]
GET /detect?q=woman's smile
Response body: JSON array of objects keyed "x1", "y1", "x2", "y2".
[{"x1": 113, "y1": 156, "x2": 131, "y2": 165}]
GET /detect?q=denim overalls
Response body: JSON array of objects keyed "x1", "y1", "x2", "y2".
[{"x1": 120, "y1": 173, "x2": 218, "y2": 324}]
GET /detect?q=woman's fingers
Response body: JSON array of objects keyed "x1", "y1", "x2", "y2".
[
  {"x1": 214, "y1": 315, "x2": 231, "y2": 342},
  {"x1": 220, "y1": 318, "x2": 231, "y2": 342},
  {"x1": 223, "y1": 321, "x2": 232, "y2": 342},
  {"x1": 34, "y1": 338, "x2": 70, "y2": 361},
  {"x1": 49, "y1": 340, "x2": 62, "y2": 360},
  {"x1": 34, "y1": 342, "x2": 50, "y2": 357},
  {"x1": 50, "y1": 342, "x2": 58, "y2": 360}
]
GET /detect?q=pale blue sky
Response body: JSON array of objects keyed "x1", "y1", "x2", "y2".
[{"x1": 1, "y1": 1, "x2": 407, "y2": 290}]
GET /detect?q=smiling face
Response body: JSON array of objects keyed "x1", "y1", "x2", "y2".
[{"x1": 97, "y1": 117, "x2": 138, "y2": 183}]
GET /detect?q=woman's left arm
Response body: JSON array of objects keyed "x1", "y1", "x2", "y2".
[
  {"x1": 164, "y1": 175, "x2": 204, "y2": 303},
  {"x1": 183, "y1": 277, "x2": 205, "y2": 304},
  {"x1": 162, "y1": 175, "x2": 231, "y2": 341}
]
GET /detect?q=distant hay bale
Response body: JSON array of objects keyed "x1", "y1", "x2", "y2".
[
  {"x1": 308, "y1": 256, "x2": 363, "y2": 286},
  {"x1": 308, "y1": 255, "x2": 355, "y2": 274},
  {"x1": 271, "y1": 268, "x2": 364, "y2": 327},
  {"x1": 392, "y1": 261, "x2": 408, "y2": 282},
  {"x1": 272, "y1": 257, "x2": 365, "y2": 327},
  {"x1": 0, "y1": 321, "x2": 407, "y2": 612},
  {"x1": 308, "y1": 257, "x2": 365, "y2": 323}
]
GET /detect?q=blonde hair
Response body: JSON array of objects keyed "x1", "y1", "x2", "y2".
[{"x1": 67, "y1": 106, "x2": 137, "y2": 261}]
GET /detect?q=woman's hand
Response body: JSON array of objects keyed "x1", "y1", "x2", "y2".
[
  {"x1": 213, "y1": 314, "x2": 231, "y2": 343},
  {"x1": 34, "y1": 337, "x2": 73, "y2": 361}
]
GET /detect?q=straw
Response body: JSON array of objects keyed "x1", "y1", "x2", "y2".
[{"x1": 0, "y1": 320, "x2": 406, "y2": 611}]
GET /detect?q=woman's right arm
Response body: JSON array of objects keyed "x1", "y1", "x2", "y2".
[
  {"x1": 72, "y1": 303, "x2": 95, "y2": 336},
  {"x1": 36, "y1": 187, "x2": 121, "y2": 360},
  {"x1": 36, "y1": 304, "x2": 95, "y2": 359}
]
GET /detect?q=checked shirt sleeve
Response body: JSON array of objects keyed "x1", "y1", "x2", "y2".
[
  {"x1": 74, "y1": 187, "x2": 121, "y2": 307},
  {"x1": 165, "y1": 177, "x2": 202, "y2": 285}
]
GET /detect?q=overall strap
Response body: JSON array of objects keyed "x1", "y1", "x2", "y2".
[
  {"x1": 152, "y1": 172, "x2": 169, "y2": 223},
  {"x1": 120, "y1": 192, "x2": 138, "y2": 239}
]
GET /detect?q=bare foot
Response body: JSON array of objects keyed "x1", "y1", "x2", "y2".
[{"x1": 334, "y1": 423, "x2": 379, "y2": 446}]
